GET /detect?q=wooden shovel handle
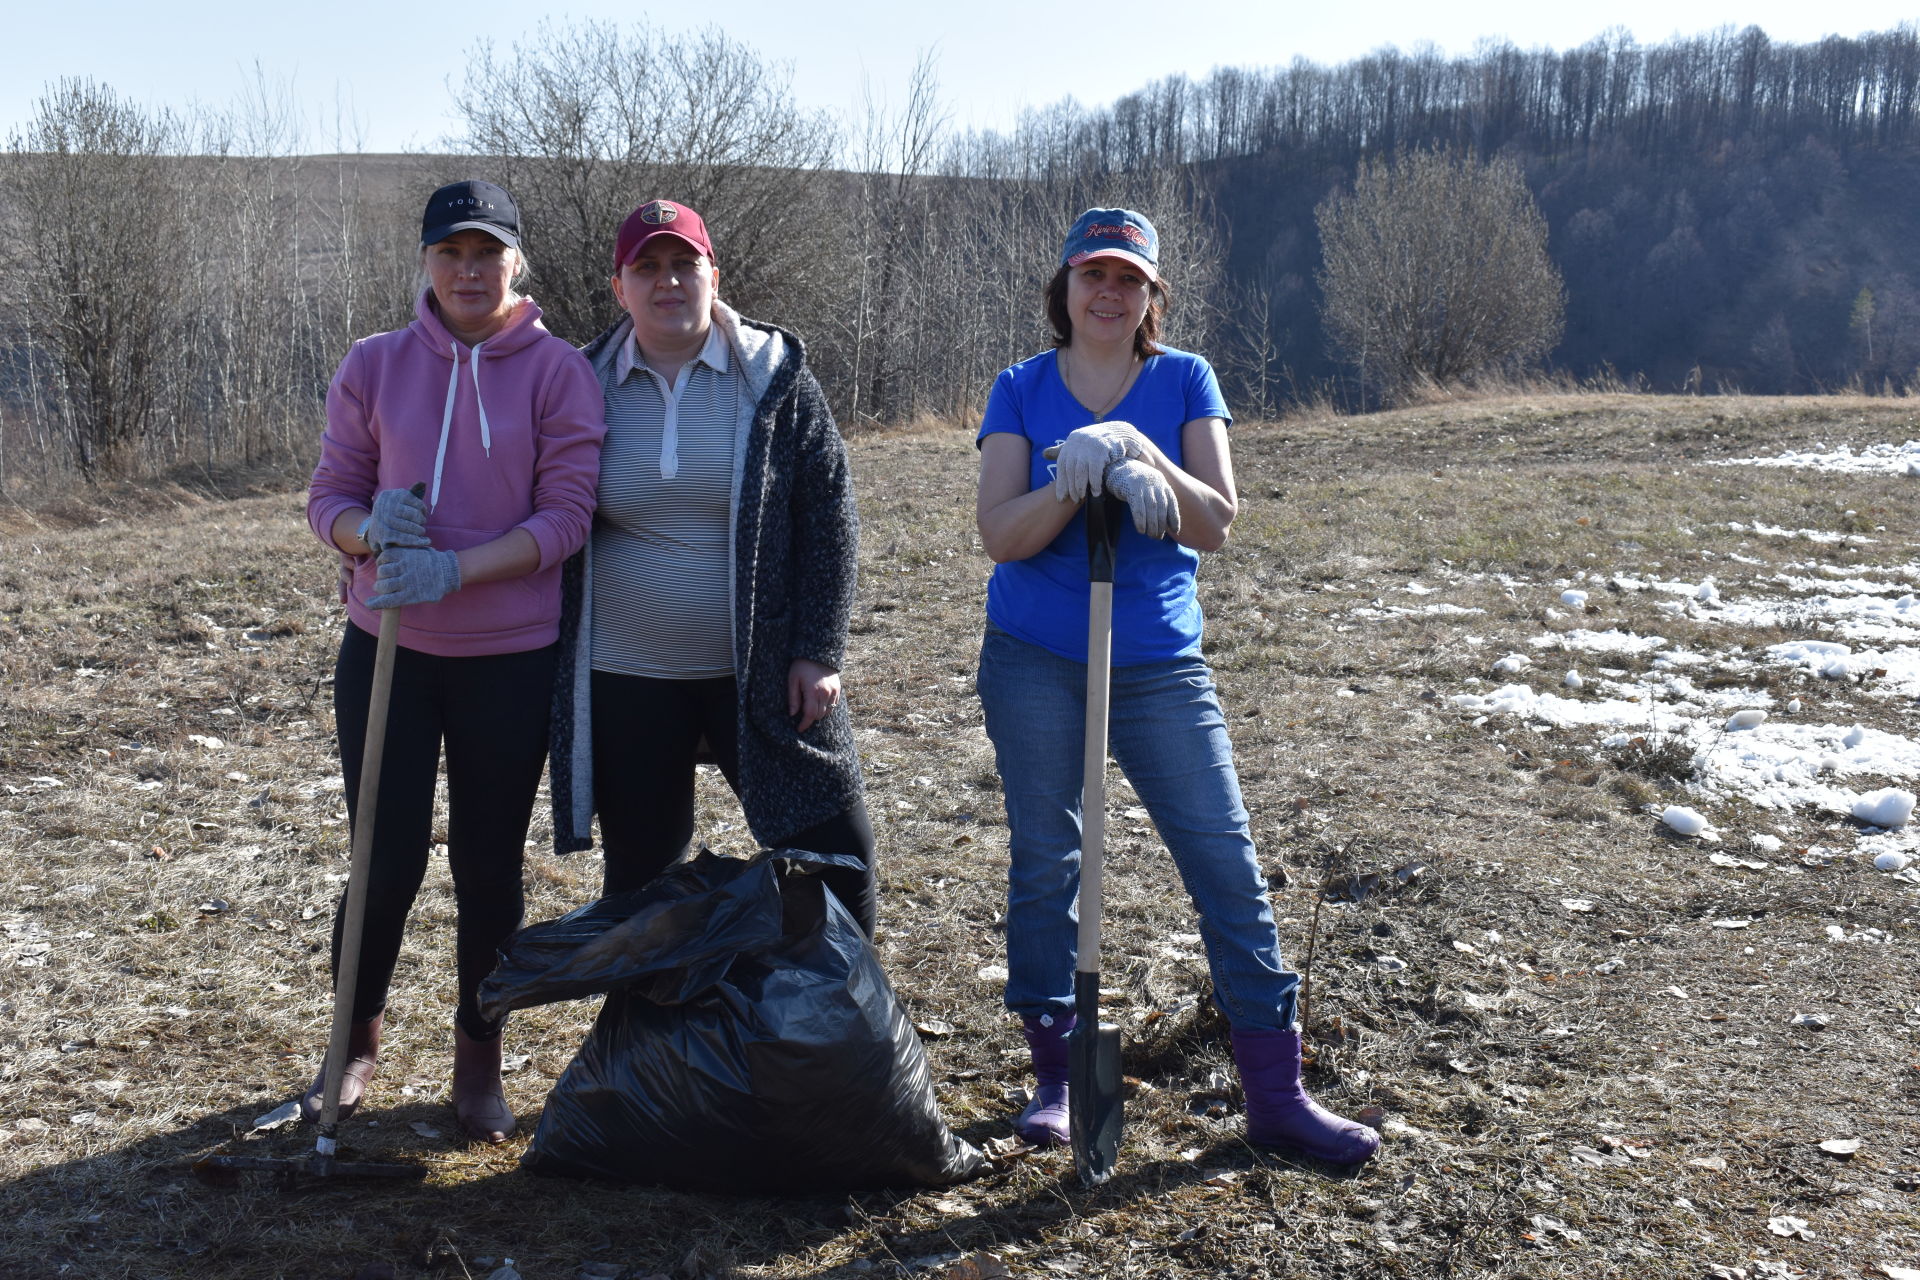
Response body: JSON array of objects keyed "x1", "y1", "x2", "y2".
[
  {"x1": 318, "y1": 604, "x2": 400, "y2": 1139},
  {"x1": 1075, "y1": 495, "x2": 1122, "y2": 970},
  {"x1": 317, "y1": 481, "x2": 422, "y2": 1145}
]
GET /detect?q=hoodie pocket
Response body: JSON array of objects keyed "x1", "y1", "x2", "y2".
[{"x1": 395, "y1": 523, "x2": 555, "y2": 641}]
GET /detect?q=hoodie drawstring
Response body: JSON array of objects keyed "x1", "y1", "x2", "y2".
[
  {"x1": 429, "y1": 341, "x2": 493, "y2": 511},
  {"x1": 472, "y1": 347, "x2": 493, "y2": 457}
]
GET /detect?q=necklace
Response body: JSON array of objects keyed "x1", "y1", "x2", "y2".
[{"x1": 1062, "y1": 348, "x2": 1140, "y2": 422}]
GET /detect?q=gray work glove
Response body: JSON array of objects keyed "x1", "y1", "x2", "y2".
[
  {"x1": 356, "y1": 487, "x2": 431, "y2": 554},
  {"x1": 368, "y1": 546, "x2": 461, "y2": 609},
  {"x1": 1050, "y1": 421, "x2": 1151, "y2": 501},
  {"x1": 1103, "y1": 458, "x2": 1181, "y2": 540}
]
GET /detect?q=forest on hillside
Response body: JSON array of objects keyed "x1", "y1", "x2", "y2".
[
  {"x1": 1163, "y1": 27, "x2": 1920, "y2": 400},
  {"x1": 2, "y1": 22, "x2": 1918, "y2": 483}
]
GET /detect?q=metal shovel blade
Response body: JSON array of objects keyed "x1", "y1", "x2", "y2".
[{"x1": 1069, "y1": 973, "x2": 1122, "y2": 1185}]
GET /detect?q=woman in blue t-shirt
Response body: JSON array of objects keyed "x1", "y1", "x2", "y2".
[{"x1": 974, "y1": 208, "x2": 1378, "y2": 1164}]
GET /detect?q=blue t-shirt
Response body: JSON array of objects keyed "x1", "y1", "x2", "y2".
[{"x1": 977, "y1": 346, "x2": 1231, "y2": 665}]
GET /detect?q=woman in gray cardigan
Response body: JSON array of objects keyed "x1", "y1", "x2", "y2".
[{"x1": 548, "y1": 199, "x2": 874, "y2": 932}]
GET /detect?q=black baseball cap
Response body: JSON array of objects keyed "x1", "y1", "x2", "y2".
[{"x1": 421, "y1": 180, "x2": 521, "y2": 250}]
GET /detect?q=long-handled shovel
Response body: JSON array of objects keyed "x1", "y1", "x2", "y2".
[
  {"x1": 1070, "y1": 494, "x2": 1125, "y2": 1187},
  {"x1": 200, "y1": 490, "x2": 427, "y2": 1182}
]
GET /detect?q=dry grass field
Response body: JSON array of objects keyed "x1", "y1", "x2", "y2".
[{"x1": 4, "y1": 393, "x2": 1920, "y2": 1280}]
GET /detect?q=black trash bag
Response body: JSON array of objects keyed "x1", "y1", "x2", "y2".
[{"x1": 477, "y1": 848, "x2": 985, "y2": 1192}]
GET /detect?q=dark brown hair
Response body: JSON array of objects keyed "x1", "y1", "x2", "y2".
[{"x1": 1044, "y1": 264, "x2": 1170, "y2": 358}]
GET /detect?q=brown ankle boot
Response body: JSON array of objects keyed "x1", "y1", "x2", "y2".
[
  {"x1": 299, "y1": 1012, "x2": 383, "y2": 1124},
  {"x1": 452, "y1": 1024, "x2": 516, "y2": 1144}
]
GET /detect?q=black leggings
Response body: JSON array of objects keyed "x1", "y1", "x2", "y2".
[
  {"x1": 590, "y1": 670, "x2": 877, "y2": 936},
  {"x1": 332, "y1": 622, "x2": 555, "y2": 1040}
]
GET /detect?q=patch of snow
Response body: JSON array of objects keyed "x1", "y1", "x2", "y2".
[
  {"x1": 1458, "y1": 676, "x2": 1920, "y2": 814},
  {"x1": 1454, "y1": 547, "x2": 1920, "y2": 853},
  {"x1": 1609, "y1": 575, "x2": 1704, "y2": 596},
  {"x1": 1852, "y1": 787, "x2": 1916, "y2": 829},
  {"x1": 1537, "y1": 629, "x2": 1670, "y2": 656},
  {"x1": 1721, "y1": 519, "x2": 1875, "y2": 545},
  {"x1": 1453, "y1": 683, "x2": 1699, "y2": 734},
  {"x1": 1351, "y1": 602, "x2": 1486, "y2": 621},
  {"x1": 1686, "y1": 721, "x2": 1920, "y2": 811},
  {"x1": 1711, "y1": 440, "x2": 1920, "y2": 477},
  {"x1": 1767, "y1": 640, "x2": 1872, "y2": 681},
  {"x1": 1769, "y1": 572, "x2": 1915, "y2": 596},
  {"x1": 1662, "y1": 806, "x2": 1709, "y2": 836}
]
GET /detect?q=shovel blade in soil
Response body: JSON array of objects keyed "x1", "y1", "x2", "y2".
[{"x1": 1070, "y1": 972, "x2": 1122, "y2": 1185}]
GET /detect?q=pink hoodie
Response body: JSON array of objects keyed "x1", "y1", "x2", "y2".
[{"x1": 308, "y1": 292, "x2": 606, "y2": 656}]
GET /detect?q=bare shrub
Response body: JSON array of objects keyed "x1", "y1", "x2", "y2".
[
  {"x1": 448, "y1": 19, "x2": 838, "y2": 344},
  {"x1": 1317, "y1": 146, "x2": 1564, "y2": 405},
  {"x1": 0, "y1": 80, "x2": 191, "y2": 479},
  {"x1": 0, "y1": 75, "x2": 418, "y2": 492}
]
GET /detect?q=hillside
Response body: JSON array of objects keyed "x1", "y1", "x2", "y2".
[{"x1": 11, "y1": 23, "x2": 1920, "y2": 496}]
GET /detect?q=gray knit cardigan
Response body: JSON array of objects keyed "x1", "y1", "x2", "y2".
[{"x1": 548, "y1": 301, "x2": 864, "y2": 853}]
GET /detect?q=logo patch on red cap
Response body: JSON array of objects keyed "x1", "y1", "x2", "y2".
[
  {"x1": 1087, "y1": 222, "x2": 1149, "y2": 248},
  {"x1": 640, "y1": 201, "x2": 678, "y2": 225}
]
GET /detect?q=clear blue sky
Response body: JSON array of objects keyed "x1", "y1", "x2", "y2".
[{"x1": 10, "y1": 1, "x2": 1917, "y2": 153}]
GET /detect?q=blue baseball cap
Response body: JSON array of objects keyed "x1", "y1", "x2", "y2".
[{"x1": 1060, "y1": 208, "x2": 1158, "y2": 281}]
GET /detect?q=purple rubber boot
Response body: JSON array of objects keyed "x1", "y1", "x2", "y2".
[
  {"x1": 1015, "y1": 1013, "x2": 1076, "y2": 1146},
  {"x1": 1231, "y1": 1027, "x2": 1380, "y2": 1164}
]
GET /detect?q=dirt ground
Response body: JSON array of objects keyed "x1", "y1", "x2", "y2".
[{"x1": 3, "y1": 393, "x2": 1918, "y2": 1280}]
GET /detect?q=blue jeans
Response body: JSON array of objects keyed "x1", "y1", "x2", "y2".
[{"x1": 976, "y1": 627, "x2": 1299, "y2": 1032}]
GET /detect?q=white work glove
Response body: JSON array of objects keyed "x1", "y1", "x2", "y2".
[
  {"x1": 1103, "y1": 459, "x2": 1181, "y2": 541},
  {"x1": 356, "y1": 487, "x2": 431, "y2": 554},
  {"x1": 1050, "y1": 421, "x2": 1151, "y2": 502}
]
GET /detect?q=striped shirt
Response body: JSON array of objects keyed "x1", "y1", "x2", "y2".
[{"x1": 590, "y1": 325, "x2": 739, "y2": 679}]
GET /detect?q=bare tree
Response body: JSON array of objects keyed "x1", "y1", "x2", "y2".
[
  {"x1": 1214, "y1": 268, "x2": 1289, "y2": 419},
  {"x1": 1316, "y1": 146, "x2": 1563, "y2": 401},
  {"x1": 0, "y1": 80, "x2": 190, "y2": 479},
  {"x1": 839, "y1": 50, "x2": 950, "y2": 426},
  {"x1": 450, "y1": 20, "x2": 838, "y2": 343}
]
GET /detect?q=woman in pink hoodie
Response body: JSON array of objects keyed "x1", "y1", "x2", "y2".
[{"x1": 304, "y1": 180, "x2": 605, "y2": 1143}]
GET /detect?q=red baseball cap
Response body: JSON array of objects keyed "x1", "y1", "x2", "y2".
[{"x1": 614, "y1": 199, "x2": 714, "y2": 269}]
